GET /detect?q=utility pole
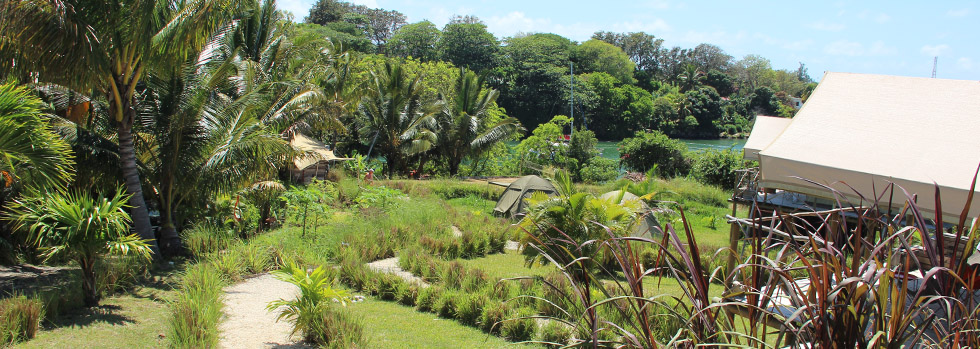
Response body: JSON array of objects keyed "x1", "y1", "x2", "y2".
[
  {"x1": 570, "y1": 62, "x2": 574, "y2": 138},
  {"x1": 932, "y1": 56, "x2": 938, "y2": 78}
]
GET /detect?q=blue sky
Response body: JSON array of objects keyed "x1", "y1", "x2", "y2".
[{"x1": 278, "y1": 0, "x2": 980, "y2": 80}]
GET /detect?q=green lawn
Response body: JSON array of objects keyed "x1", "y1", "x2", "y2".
[
  {"x1": 17, "y1": 275, "x2": 176, "y2": 349},
  {"x1": 457, "y1": 250, "x2": 554, "y2": 280},
  {"x1": 348, "y1": 296, "x2": 538, "y2": 348}
]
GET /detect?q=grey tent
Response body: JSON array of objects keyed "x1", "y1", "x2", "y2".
[
  {"x1": 493, "y1": 175, "x2": 558, "y2": 218},
  {"x1": 599, "y1": 190, "x2": 662, "y2": 238}
]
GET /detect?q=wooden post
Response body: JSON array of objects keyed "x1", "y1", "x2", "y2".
[{"x1": 727, "y1": 200, "x2": 740, "y2": 278}]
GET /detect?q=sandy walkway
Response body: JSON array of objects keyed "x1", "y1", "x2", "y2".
[
  {"x1": 366, "y1": 257, "x2": 429, "y2": 286},
  {"x1": 220, "y1": 274, "x2": 310, "y2": 348}
]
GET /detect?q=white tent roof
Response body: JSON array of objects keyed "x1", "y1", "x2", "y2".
[
  {"x1": 757, "y1": 72, "x2": 980, "y2": 219},
  {"x1": 743, "y1": 116, "x2": 793, "y2": 161},
  {"x1": 291, "y1": 133, "x2": 353, "y2": 170}
]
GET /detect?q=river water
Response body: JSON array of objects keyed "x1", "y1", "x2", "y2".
[{"x1": 595, "y1": 139, "x2": 746, "y2": 160}]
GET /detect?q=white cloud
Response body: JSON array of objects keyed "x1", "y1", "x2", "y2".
[
  {"x1": 958, "y1": 57, "x2": 974, "y2": 70},
  {"x1": 920, "y1": 44, "x2": 950, "y2": 56},
  {"x1": 643, "y1": 0, "x2": 672, "y2": 10},
  {"x1": 808, "y1": 21, "x2": 846, "y2": 32},
  {"x1": 824, "y1": 40, "x2": 894, "y2": 57},
  {"x1": 874, "y1": 13, "x2": 891, "y2": 23},
  {"x1": 824, "y1": 40, "x2": 863, "y2": 56},
  {"x1": 947, "y1": 8, "x2": 971, "y2": 17},
  {"x1": 486, "y1": 11, "x2": 553, "y2": 35},
  {"x1": 608, "y1": 19, "x2": 671, "y2": 34}
]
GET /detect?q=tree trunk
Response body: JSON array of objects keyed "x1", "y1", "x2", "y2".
[
  {"x1": 158, "y1": 194, "x2": 181, "y2": 257},
  {"x1": 117, "y1": 113, "x2": 160, "y2": 256},
  {"x1": 79, "y1": 256, "x2": 99, "y2": 307}
]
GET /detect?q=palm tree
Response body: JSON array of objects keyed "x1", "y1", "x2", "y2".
[
  {"x1": 0, "y1": 0, "x2": 249, "y2": 255},
  {"x1": 0, "y1": 83, "x2": 74, "y2": 262},
  {"x1": 677, "y1": 63, "x2": 705, "y2": 92},
  {"x1": 0, "y1": 83, "x2": 73, "y2": 194},
  {"x1": 436, "y1": 68, "x2": 523, "y2": 176},
  {"x1": 357, "y1": 62, "x2": 438, "y2": 178},
  {"x1": 137, "y1": 54, "x2": 292, "y2": 251},
  {"x1": 7, "y1": 189, "x2": 153, "y2": 306}
]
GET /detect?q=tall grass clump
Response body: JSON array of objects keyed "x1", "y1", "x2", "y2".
[
  {"x1": 0, "y1": 295, "x2": 44, "y2": 345},
  {"x1": 167, "y1": 263, "x2": 226, "y2": 348},
  {"x1": 183, "y1": 223, "x2": 237, "y2": 258}
]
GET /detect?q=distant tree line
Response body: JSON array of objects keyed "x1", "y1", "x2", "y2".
[{"x1": 304, "y1": 0, "x2": 816, "y2": 141}]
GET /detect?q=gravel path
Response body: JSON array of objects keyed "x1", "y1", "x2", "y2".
[
  {"x1": 220, "y1": 274, "x2": 310, "y2": 348},
  {"x1": 505, "y1": 240, "x2": 521, "y2": 251},
  {"x1": 366, "y1": 257, "x2": 429, "y2": 286}
]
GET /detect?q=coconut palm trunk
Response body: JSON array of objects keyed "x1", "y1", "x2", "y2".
[{"x1": 117, "y1": 109, "x2": 159, "y2": 255}]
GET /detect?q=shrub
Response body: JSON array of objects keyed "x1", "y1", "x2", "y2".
[
  {"x1": 303, "y1": 305, "x2": 365, "y2": 348},
  {"x1": 462, "y1": 269, "x2": 490, "y2": 292},
  {"x1": 441, "y1": 261, "x2": 466, "y2": 289},
  {"x1": 167, "y1": 263, "x2": 226, "y2": 348},
  {"x1": 415, "y1": 286, "x2": 443, "y2": 313},
  {"x1": 618, "y1": 130, "x2": 689, "y2": 176},
  {"x1": 688, "y1": 149, "x2": 745, "y2": 190},
  {"x1": 579, "y1": 157, "x2": 620, "y2": 184},
  {"x1": 0, "y1": 295, "x2": 43, "y2": 345},
  {"x1": 501, "y1": 307, "x2": 537, "y2": 342},
  {"x1": 266, "y1": 263, "x2": 354, "y2": 346},
  {"x1": 397, "y1": 284, "x2": 418, "y2": 307},
  {"x1": 354, "y1": 185, "x2": 408, "y2": 209},
  {"x1": 434, "y1": 289, "x2": 461, "y2": 319},
  {"x1": 537, "y1": 320, "x2": 571, "y2": 348},
  {"x1": 479, "y1": 300, "x2": 510, "y2": 334},
  {"x1": 210, "y1": 250, "x2": 245, "y2": 281},
  {"x1": 237, "y1": 244, "x2": 272, "y2": 274},
  {"x1": 456, "y1": 293, "x2": 488, "y2": 326}
]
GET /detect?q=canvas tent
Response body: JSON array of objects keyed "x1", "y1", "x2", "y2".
[
  {"x1": 290, "y1": 134, "x2": 353, "y2": 184},
  {"x1": 755, "y1": 72, "x2": 980, "y2": 219},
  {"x1": 742, "y1": 116, "x2": 792, "y2": 161},
  {"x1": 599, "y1": 190, "x2": 662, "y2": 238},
  {"x1": 493, "y1": 175, "x2": 558, "y2": 218}
]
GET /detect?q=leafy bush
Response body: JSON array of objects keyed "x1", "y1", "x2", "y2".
[
  {"x1": 167, "y1": 263, "x2": 226, "y2": 348},
  {"x1": 537, "y1": 320, "x2": 571, "y2": 348},
  {"x1": 267, "y1": 263, "x2": 356, "y2": 346},
  {"x1": 618, "y1": 130, "x2": 689, "y2": 176},
  {"x1": 501, "y1": 307, "x2": 537, "y2": 342},
  {"x1": 354, "y1": 185, "x2": 408, "y2": 209},
  {"x1": 0, "y1": 295, "x2": 43, "y2": 345},
  {"x1": 579, "y1": 157, "x2": 619, "y2": 184},
  {"x1": 688, "y1": 149, "x2": 745, "y2": 190}
]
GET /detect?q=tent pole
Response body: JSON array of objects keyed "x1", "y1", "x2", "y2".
[{"x1": 726, "y1": 200, "x2": 740, "y2": 279}]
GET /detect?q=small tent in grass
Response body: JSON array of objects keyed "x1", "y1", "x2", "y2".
[
  {"x1": 493, "y1": 175, "x2": 558, "y2": 218},
  {"x1": 599, "y1": 190, "x2": 662, "y2": 238}
]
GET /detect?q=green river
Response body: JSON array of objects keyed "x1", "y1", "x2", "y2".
[{"x1": 595, "y1": 139, "x2": 746, "y2": 160}]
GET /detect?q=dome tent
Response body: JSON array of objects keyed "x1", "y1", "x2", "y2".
[
  {"x1": 493, "y1": 175, "x2": 558, "y2": 218},
  {"x1": 599, "y1": 190, "x2": 662, "y2": 238}
]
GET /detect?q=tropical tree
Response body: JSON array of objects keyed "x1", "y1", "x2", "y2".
[
  {"x1": 356, "y1": 62, "x2": 437, "y2": 177},
  {"x1": 677, "y1": 63, "x2": 705, "y2": 92},
  {"x1": 6, "y1": 189, "x2": 152, "y2": 306},
  {"x1": 0, "y1": 0, "x2": 249, "y2": 255},
  {"x1": 436, "y1": 68, "x2": 522, "y2": 176}
]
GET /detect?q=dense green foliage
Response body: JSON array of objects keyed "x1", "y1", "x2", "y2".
[
  {"x1": 689, "y1": 149, "x2": 745, "y2": 190},
  {"x1": 618, "y1": 130, "x2": 689, "y2": 176}
]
